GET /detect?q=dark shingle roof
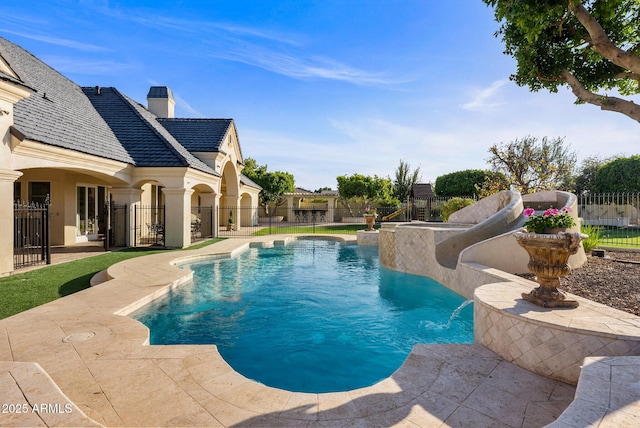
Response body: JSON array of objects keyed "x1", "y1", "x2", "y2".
[
  {"x1": 0, "y1": 37, "x2": 134, "y2": 164},
  {"x1": 0, "y1": 37, "x2": 218, "y2": 175},
  {"x1": 157, "y1": 118, "x2": 233, "y2": 152},
  {"x1": 411, "y1": 183, "x2": 435, "y2": 199},
  {"x1": 82, "y1": 87, "x2": 217, "y2": 174}
]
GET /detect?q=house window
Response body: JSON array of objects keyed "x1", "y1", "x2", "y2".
[
  {"x1": 28, "y1": 182, "x2": 50, "y2": 204},
  {"x1": 14, "y1": 181, "x2": 22, "y2": 203},
  {"x1": 77, "y1": 185, "x2": 98, "y2": 236}
]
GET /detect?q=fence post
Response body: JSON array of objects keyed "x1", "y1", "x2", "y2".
[
  {"x1": 162, "y1": 205, "x2": 166, "y2": 246},
  {"x1": 104, "y1": 201, "x2": 110, "y2": 251},
  {"x1": 211, "y1": 205, "x2": 218, "y2": 238},
  {"x1": 133, "y1": 206, "x2": 137, "y2": 247},
  {"x1": 45, "y1": 202, "x2": 51, "y2": 265}
]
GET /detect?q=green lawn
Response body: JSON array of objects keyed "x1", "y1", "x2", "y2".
[
  {"x1": 0, "y1": 239, "x2": 222, "y2": 320},
  {"x1": 251, "y1": 224, "x2": 377, "y2": 236},
  {"x1": 584, "y1": 226, "x2": 640, "y2": 249}
]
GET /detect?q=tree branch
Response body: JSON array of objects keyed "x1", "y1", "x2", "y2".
[
  {"x1": 569, "y1": 1, "x2": 640, "y2": 74},
  {"x1": 561, "y1": 70, "x2": 640, "y2": 123},
  {"x1": 613, "y1": 71, "x2": 640, "y2": 82}
]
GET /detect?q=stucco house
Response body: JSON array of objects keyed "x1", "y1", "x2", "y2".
[{"x1": 0, "y1": 37, "x2": 260, "y2": 276}]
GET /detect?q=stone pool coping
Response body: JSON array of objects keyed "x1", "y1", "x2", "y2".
[
  {"x1": 1, "y1": 235, "x2": 575, "y2": 427},
  {"x1": 472, "y1": 266, "x2": 640, "y2": 385}
]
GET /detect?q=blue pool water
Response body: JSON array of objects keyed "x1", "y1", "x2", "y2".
[{"x1": 132, "y1": 239, "x2": 473, "y2": 393}]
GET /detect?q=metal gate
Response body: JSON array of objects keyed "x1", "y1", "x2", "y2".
[
  {"x1": 191, "y1": 206, "x2": 214, "y2": 243},
  {"x1": 133, "y1": 205, "x2": 165, "y2": 247},
  {"x1": 13, "y1": 199, "x2": 51, "y2": 269}
]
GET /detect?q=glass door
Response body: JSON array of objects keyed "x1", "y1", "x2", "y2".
[{"x1": 77, "y1": 185, "x2": 98, "y2": 239}]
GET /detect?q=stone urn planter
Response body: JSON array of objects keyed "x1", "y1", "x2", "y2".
[
  {"x1": 514, "y1": 231, "x2": 587, "y2": 308},
  {"x1": 363, "y1": 213, "x2": 377, "y2": 231}
]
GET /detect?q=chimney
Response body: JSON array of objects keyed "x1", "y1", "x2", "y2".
[{"x1": 146, "y1": 86, "x2": 175, "y2": 118}]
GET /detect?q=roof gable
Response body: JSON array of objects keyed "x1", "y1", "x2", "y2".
[{"x1": 0, "y1": 48, "x2": 20, "y2": 79}]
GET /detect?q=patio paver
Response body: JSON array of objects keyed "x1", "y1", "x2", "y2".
[{"x1": 0, "y1": 237, "x2": 575, "y2": 427}]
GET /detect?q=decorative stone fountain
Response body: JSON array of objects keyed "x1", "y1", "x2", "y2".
[{"x1": 514, "y1": 231, "x2": 587, "y2": 308}]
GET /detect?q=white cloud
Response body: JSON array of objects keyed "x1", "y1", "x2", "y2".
[
  {"x1": 0, "y1": 28, "x2": 111, "y2": 52},
  {"x1": 212, "y1": 23, "x2": 304, "y2": 46},
  {"x1": 173, "y1": 93, "x2": 205, "y2": 118},
  {"x1": 461, "y1": 80, "x2": 508, "y2": 111},
  {"x1": 42, "y1": 56, "x2": 136, "y2": 75},
  {"x1": 207, "y1": 45, "x2": 403, "y2": 86},
  {"x1": 76, "y1": 3, "x2": 403, "y2": 86}
]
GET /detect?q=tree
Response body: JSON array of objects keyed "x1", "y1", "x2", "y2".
[
  {"x1": 474, "y1": 172, "x2": 511, "y2": 198},
  {"x1": 573, "y1": 154, "x2": 618, "y2": 194},
  {"x1": 483, "y1": 0, "x2": 640, "y2": 123},
  {"x1": 434, "y1": 169, "x2": 506, "y2": 197},
  {"x1": 487, "y1": 136, "x2": 577, "y2": 193},
  {"x1": 336, "y1": 174, "x2": 396, "y2": 215},
  {"x1": 242, "y1": 158, "x2": 295, "y2": 216},
  {"x1": 595, "y1": 155, "x2": 640, "y2": 192},
  {"x1": 393, "y1": 159, "x2": 421, "y2": 201},
  {"x1": 440, "y1": 198, "x2": 477, "y2": 222}
]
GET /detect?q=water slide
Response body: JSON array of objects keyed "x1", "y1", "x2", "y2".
[
  {"x1": 435, "y1": 190, "x2": 525, "y2": 268},
  {"x1": 382, "y1": 207, "x2": 407, "y2": 221},
  {"x1": 435, "y1": 190, "x2": 585, "y2": 270}
]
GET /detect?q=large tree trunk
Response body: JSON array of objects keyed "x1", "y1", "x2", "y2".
[
  {"x1": 561, "y1": 70, "x2": 640, "y2": 124},
  {"x1": 570, "y1": 1, "x2": 640, "y2": 75}
]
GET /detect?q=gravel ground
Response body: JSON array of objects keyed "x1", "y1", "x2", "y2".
[
  {"x1": 560, "y1": 251, "x2": 640, "y2": 316},
  {"x1": 520, "y1": 250, "x2": 640, "y2": 316}
]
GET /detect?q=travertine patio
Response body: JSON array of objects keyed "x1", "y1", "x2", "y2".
[
  {"x1": 0, "y1": 236, "x2": 638, "y2": 426},
  {"x1": 0, "y1": 237, "x2": 573, "y2": 427}
]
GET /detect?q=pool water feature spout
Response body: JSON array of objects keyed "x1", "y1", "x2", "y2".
[{"x1": 445, "y1": 299, "x2": 474, "y2": 328}]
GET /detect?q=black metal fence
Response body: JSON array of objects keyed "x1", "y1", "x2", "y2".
[
  {"x1": 12, "y1": 192, "x2": 640, "y2": 265},
  {"x1": 13, "y1": 200, "x2": 51, "y2": 269},
  {"x1": 215, "y1": 194, "x2": 640, "y2": 248},
  {"x1": 217, "y1": 203, "x2": 427, "y2": 237},
  {"x1": 577, "y1": 192, "x2": 640, "y2": 248},
  {"x1": 191, "y1": 206, "x2": 215, "y2": 243},
  {"x1": 133, "y1": 205, "x2": 165, "y2": 247}
]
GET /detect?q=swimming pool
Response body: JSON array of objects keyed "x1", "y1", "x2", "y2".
[{"x1": 133, "y1": 238, "x2": 473, "y2": 393}]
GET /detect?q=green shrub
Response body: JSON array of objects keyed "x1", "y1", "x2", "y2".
[
  {"x1": 441, "y1": 198, "x2": 476, "y2": 222},
  {"x1": 580, "y1": 224, "x2": 602, "y2": 253}
]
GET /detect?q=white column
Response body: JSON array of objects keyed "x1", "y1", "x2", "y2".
[
  {"x1": 0, "y1": 169, "x2": 23, "y2": 276},
  {"x1": 162, "y1": 188, "x2": 194, "y2": 248}
]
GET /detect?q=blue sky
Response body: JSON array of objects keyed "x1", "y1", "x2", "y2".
[{"x1": 3, "y1": 0, "x2": 638, "y2": 191}]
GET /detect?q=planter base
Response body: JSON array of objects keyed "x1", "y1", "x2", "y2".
[
  {"x1": 514, "y1": 231, "x2": 586, "y2": 309},
  {"x1": 363, "y1": 214, "x2": 377, "y2": 232},
  {"x1": 521, "y1": 289, "x2": 578, "y2": 308}
]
